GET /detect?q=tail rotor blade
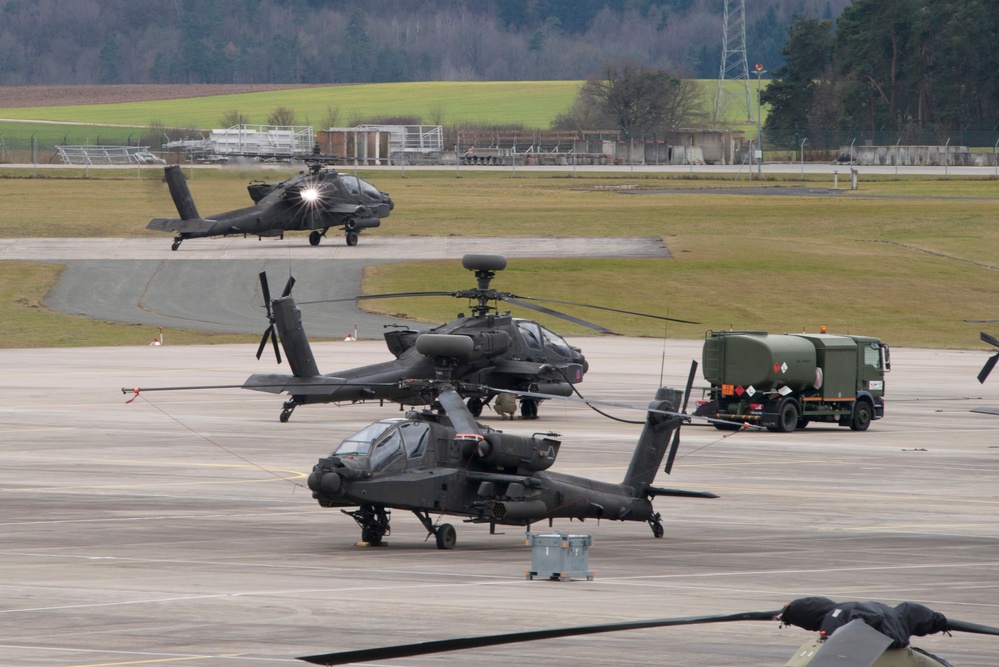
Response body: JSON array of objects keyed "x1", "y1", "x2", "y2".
[
  {"x1": 256, "y1": 324, "x2": 274, "y2": 360},
  {"x1": 978, "y1": 353, "x2": 998, "y2": 384},
  {"x1": 282, "y1": 276, "x2": 296, "y2": 298},
  {"x1": 665, "y1": 359, "x2": 698, "y2": 475},
  {"x1": 259, "y1": 271, "x2": 272, "y2": 314}
]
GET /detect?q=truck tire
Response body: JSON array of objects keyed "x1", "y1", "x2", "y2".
[
  {"x1": 775, "y1": 399, "x2": 799, "y2": 433},
  {"x1": 850, "y1": 400, "x2": 873, "y2": 431}
]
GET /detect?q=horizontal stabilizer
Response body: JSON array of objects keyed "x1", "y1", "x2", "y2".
[
  {"x1": 147, "y1": 217, "x2": 217, "y2": 233},
  {"x1": 646, "y1": 486, "x2": 719, "y2": 499},
  {"x1": 242, "y1": 373, "x2": 349, "y2": 395}
]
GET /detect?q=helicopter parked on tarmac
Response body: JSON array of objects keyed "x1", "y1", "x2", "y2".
[
  {"x1": 147, "y1": 160, "x2": 392, "y2": 251},
  {"x1": 245, "y1": 253, "x2": 697, "y2": 422},
  {"x1": 305, "y1": 358, "x2": 715, "y2": 550}
]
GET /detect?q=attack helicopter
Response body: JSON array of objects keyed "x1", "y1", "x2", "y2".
[
  {"x1": 304, "y1": 361, "x2": 717, "y2": 550},
  {"x1": 147, "y1": 159, "x2": 393, "y2": 251},
  {"x1": 245, "y1": 253, "x2": 697, "y2": 421},
  {"x1": 298, "y1": 597, "x2": 999, "y2": 666}
]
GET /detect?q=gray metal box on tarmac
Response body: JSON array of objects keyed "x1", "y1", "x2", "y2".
[{"x1": 526, "y1": 532, "x2": 594, "y2": 581}]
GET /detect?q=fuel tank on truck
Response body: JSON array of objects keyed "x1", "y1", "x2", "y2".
[{"x1": 702, "y1": 331, "x2": 818, "y2": 393}]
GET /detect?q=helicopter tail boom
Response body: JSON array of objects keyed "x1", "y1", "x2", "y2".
[{"x1": 622, "y1": 387, "x2": 684, "y2": 493}]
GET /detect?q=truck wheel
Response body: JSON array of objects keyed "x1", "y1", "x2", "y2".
[
  {"x1": 776, "y1": 399, "x2": 799, "y2": 433},
  {"x1": 851, "y1": 400, "x2": 873, "y2": 431}
]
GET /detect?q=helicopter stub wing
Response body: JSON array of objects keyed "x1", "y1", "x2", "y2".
[
  {"x1": 806, "y1": 619, "x2": 893, "y2": 667},
  {"x1": 147, "y1": 217, "x2": 218, "y2": 233}
]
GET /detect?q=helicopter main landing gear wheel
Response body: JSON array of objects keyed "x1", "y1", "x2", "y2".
[
  {"x1": 343, "y1": 505, "x2": 390, "y2": 547},
  {"x1": 308, "y1": 230, "x2": 324, "y2": 246},
  {"x1": 520, "y1": 398, "x2": 538, "y2": 420},
  {"x1": 414, "y1": 511, "x2": 457, "y2": 550},
  {"x1": 171, "y1": 236, "x2": 183, "y2": 251},
  {"x1": 649, "y1": 513, "x2": 664, "y2": 538},
  {"x1": 345, "y1": 230, "x2": 359, "y2": 246}
]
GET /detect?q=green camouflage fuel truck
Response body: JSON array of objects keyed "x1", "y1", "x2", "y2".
[{"x1": 697, "y1": 330, "x2": 890, "y2": 432}]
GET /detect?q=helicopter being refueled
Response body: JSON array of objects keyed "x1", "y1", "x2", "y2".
[
  {"x1": 147, "y1": 160, "x2": 392, "y2": 251},
  {"x1": 298, "y1": 596, "x2": 999, "y2": 666},
  {"x1": 245, "y1": 254, "x2": 697, "y2": 422},
  {"x1": 305, "y1": 373, "x2": 716, "y2": 550}
]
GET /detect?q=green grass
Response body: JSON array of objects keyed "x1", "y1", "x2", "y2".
[
  {"x1": 0, "y1": 81, "x2": 586, "y2": 131},
  {"x1": 2, "y1": 167, "x2": 998, "y2": 350}
]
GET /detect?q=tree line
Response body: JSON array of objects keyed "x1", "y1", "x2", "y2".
[
  {"x1": 0, "y1": 0, "x2": 844, "y2": 86},
  {"x1": 763, "y1": 0, "x2": 999, "y2": 137}
]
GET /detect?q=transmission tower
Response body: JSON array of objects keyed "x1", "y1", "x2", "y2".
[{"x1": 715, "y1": 0, "x2": 752, "y2": 123}]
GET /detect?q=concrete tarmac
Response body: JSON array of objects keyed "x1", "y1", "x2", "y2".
[
  {"x1": 3, "y1": 236, "x2": 671, "y2": 337},
  {"x1": 1, "y1": 338, "x2": 998, "y2": 666}
]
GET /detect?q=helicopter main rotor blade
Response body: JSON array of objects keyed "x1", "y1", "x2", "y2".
[
  {"x1": 298, "y1": 291, "x2": 457, "y2": 306},
  {"x1": 297, "y1": 610, "x2": 781, "y2": 665},
  {"x1": 436, "y1": 387, "x2": 480, "y2": 435},
  {"x1": 981, "y1": 331, "x2": 999, "y2": 348},
  {"x1": 946, "y1": 618, "x2": 999, "y2": 636},
  {"x1": 503, "y1": 296, "x2": 614, "y2": 333},
  {"x1": 506, "y1": 294, "x2": 700, "y2": 325}
]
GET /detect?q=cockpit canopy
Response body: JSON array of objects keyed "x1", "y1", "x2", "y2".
[
  {"x1": 515, "y1": 319, "x2": 575, "y2": 358},
  {"x1": 332, "y1": 418, "x2": 431, "y2": 471}
]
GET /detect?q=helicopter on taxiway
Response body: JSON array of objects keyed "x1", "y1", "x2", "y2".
[
  {"x1": 147, "y1": 159, "x2": 392, "y2": 251},
  {"x1": 245, "y1": 253, "x2": 697, "y2": 422}
]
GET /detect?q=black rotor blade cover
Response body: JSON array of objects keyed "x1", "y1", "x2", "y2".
[{"x1": 297, "y1": 610, "x2": 781, "y2": 665}]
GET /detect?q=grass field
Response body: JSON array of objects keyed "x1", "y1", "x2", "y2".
[
  {"x1": 0, "y1": 79, "x2": 762, "y2": 151},
  {"x1": 2, "y1": 166, "x2": 998, "y2": 350}
]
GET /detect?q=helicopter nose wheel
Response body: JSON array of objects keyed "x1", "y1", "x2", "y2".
[
  {"x1": 649, "y1": 513, "x2": 664, "y2": 538},
  {"x1": 171, "y1": 236, "x2": 183, "y2": 251}
]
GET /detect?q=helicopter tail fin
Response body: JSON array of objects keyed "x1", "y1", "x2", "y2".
[
  {"x1": 272, "y1": 296, "x2": 321, "y2": 378},
  {"x1": 163, "y1": 165, "x2": 201, "y2": 220},
  {"x1": 622, "y1": 387, "x2": 683, "y2": 492}
]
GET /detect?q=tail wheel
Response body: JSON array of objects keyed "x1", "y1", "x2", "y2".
[
  {"x1": 309, "y1": 230, "x2": 322, "y2": 246},
  {"x1": 346, "y1": 230, "x2": 359, "y2": 246},
  {"x1": 520, "y1": 398, "x2": 538, "y2": 420},
  {"x1": 466, "y1": 397, "x2": 483, "y2": 417},
  {"x1": 851, "y1": 400, "x2": 873, "y2": 431}
]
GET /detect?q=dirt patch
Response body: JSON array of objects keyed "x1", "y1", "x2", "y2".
[{"x1": 1, "y1": 84, "x2": 328, "y2": 108}]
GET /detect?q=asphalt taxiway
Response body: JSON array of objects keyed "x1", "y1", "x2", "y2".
[{"x1": 1, "y1": 338, "x2": 997, "y2": 666}]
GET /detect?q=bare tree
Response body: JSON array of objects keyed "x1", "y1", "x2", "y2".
[
  {"x1": 320, "y1": 105, "x2": 342, "y2": 130},
  {"x1": 266, "y1": 106, "x2": 297, "y2": 126},
  {"x1": 580, "y1": 60, "x2": 703, "y2": 136},
  {"x1": 219, "y1": 109, "x2": 247, "y2": 128}
]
